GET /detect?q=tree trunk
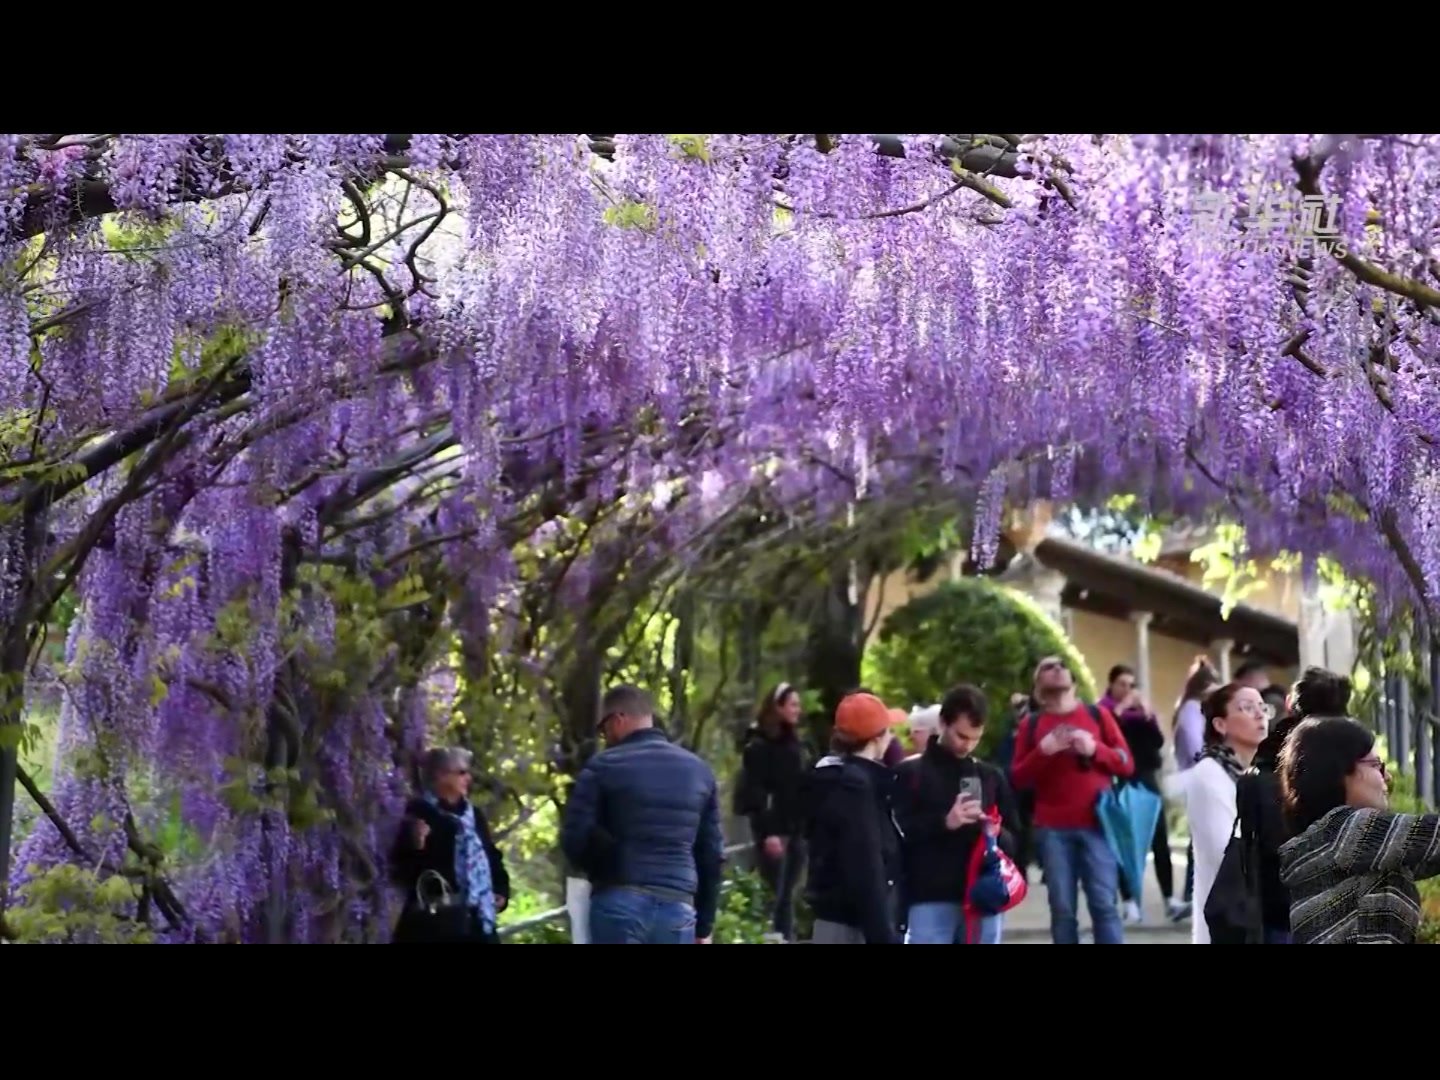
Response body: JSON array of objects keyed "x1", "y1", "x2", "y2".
[
  {"x1": 668, "y1": 590, "x2": 695, "y2": 745},
  {"x1": 0, "y1": 510, "x2": 45, "y2": 915},
  {"x1": 803, "y1": 568, "x2": 864, "y2": 743}
]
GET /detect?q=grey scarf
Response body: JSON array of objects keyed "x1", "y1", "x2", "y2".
[{"x1": 1197, "y1": 742, "x2": 1246, "y2": 783}]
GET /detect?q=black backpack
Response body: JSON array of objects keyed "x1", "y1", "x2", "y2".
[{"x1": 1203, "y1": 771, "x2": 1265, "y2": 945}]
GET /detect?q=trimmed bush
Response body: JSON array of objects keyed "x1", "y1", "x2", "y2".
[{"x1": 863, "y1": 577, "x2": 1096, "y2": 756}]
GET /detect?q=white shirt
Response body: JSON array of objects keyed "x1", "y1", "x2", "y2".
[{"x1": 1164, "y1": 756, "x2": 1236, "y2": 945}]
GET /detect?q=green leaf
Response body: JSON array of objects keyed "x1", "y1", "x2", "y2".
[
  {"x1": 602, "y1": 200, "x2": 658, "y2": 232},
  {"x1": 666, "y1": 134, "x2": 711, "y2": 163}
]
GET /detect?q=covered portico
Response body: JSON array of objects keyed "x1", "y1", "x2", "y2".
[{"x1": 1000, "y1": 535, "x2": 1300, "y2": 715}]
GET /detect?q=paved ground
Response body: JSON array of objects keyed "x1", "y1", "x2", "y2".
[{"x1": 1004, "y1": 852, "x2": 1192, "y2": 944}]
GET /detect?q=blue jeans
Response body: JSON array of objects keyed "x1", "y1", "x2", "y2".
[
  {"x1": 589, "y1": 887, "x2": 697, "y2": 944},
  {"x1": 904, "y1": 901, "x2": 1004, "y2": 944},
  {"x1": 1035, "y1": 827, "x2": 1124, "y2": 945}
]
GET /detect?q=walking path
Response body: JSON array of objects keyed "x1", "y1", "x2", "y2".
[{"x1": 1005, "y1": 852, "x2": 1191, "y2": 944}]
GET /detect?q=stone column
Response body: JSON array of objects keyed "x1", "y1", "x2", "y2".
[
  {"x1": 1214, "y1": 639, "x2": 1234, "y2": 683},
  {"x1": 1028, "y1": 565, "x2": 1068, "y2": 625},
  {"x1": 1131, "y1": 610, "x2": 1153, "y2": 693}
]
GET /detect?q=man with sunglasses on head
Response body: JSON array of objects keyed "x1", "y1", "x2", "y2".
[
  {"x1": 1011, "y1": 656, "x2": 1134, "y2": 944},
  {"x1": 561, "y1": 684, "x2": 724, "y2": 944}
]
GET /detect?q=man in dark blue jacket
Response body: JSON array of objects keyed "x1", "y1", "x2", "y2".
[{"x1": 560, "y1": 684, "x2": 723, "y2": 944}]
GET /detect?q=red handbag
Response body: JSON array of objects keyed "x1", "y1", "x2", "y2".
[{"x1": 962, "y1": 807, "x2": 1028, "y2": 942}]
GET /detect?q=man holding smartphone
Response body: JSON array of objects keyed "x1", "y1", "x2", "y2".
[{"x1": 894, "y1": 684, "x2": 1020, "y2": 943}]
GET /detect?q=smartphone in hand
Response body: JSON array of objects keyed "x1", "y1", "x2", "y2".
[{"x1": 959, "y1": 777, "x2": 983, "y2": 804}]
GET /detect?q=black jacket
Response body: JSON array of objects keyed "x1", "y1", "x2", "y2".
[
  {"x1": 733, "y1": 725, "x2": 807, "y2": 840},
  {"x1": 1244, "y1": 734, "x2": 1292, "y2": 932},
  {"x1": 894, "y1": 739, "x2": 1018, "y2": 907},
  {"x1": 390, "y1": 795, "x2": 510, "y2": 942},
  {"x1": 802, "y1": 754, "x2": 903, "y2": 944},
  {"x1": 1117, "y1": 713, "x2": 1166, "y2": 777},
  {"x1": 559, "y1": 727, "x2": 724, "y2": 939}
]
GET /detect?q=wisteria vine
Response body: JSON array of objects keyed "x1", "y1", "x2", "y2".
[{"x1": 1, "y1": 133, "x2": 1436, "y2": 941}]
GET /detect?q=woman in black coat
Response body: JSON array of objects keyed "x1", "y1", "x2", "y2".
[
  {"x1": 390, "y1": 747, "x2": 510, "y2": 944},
  {"x1": 734, "y1": 682, "x2": 809, "y2": 940}
]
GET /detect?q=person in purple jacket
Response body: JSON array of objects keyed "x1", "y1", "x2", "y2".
[{"x1": 1171, "y1": 657, "x2": 1221, "y2": 919}]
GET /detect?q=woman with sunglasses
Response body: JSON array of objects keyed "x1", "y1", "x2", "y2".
[
  {"x1": 390, "y1": 746, "x2": 510, "y2": 944},
  {"x1": 1278, "y1": 717, "x2": 1440, "y2": 944},
  {"x1": 1165, "y1": 683, "x2": 1271, "y2": 944}
]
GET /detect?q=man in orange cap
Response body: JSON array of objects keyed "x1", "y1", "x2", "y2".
[{"x1": 801, "y1": 692, "x2": 905, "y2": 944}]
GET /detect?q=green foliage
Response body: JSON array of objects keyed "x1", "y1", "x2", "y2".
[
  {"x1": 711, "y1": 865, "x2": 773, "y2": 943},
  {"x1": 711, "y1": 864, "x2": 812, "y2": 943},
  {"x1": 9, "y1": 864, "x2": 154, "y2": 944},
  {"x1": 497, "y1": 889, "x2": 571, "y2": 944},
  {"x1": 602, "y1": 200, "x2": 658, "y2": 232},
  {"x1": 15, "y1": 704, "x2": 57, "y2": 795},
  {"x1": 152, "y1": 792, "x2": 210, "y2": 863},
  {"x1": 1190, "y1": 522, "x2": 1264, "y2": 616},
  {"x1": 863, "y1": 577, "x2": 1095, "y2": 756},
  {"x1": 495, "y1": 864, "x2": 800, "y2": 944},
  {"x1": 666, "y1": 134, "x2": 711, "y2": 163},
  {"x1": 214, "y1": 757, "x2": 336, "y2": 829}
]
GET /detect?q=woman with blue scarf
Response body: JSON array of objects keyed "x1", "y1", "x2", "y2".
[{"x1": 391, "y1": 747, "x2": 510, "y2": 944}]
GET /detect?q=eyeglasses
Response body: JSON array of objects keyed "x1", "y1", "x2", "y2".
[
  {"x1": 596, "y1": 712, "x2": 619, "y2": 734},
  {"x1": 1358, "y1": 755, "x2": 1388, "y2": 778},
  {"x1": 1238, "y1": 701, "x2": 1276, "y2": 721},
  {"x1": 1037, "y1": 660, "x2": 1068, "y2": 674}
]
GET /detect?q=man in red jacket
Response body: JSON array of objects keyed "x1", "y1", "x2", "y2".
[{"x1": 1010, "y1": 656, "x2": 1133, "y2": 944}]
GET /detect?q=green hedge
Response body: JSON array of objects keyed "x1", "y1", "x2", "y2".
[
  {"x1": 864, "y1": 577, "x2": 1096, "y2": 756},
  {"x1": 499, "y1": 863, "x2": 793, "y2": 944}
]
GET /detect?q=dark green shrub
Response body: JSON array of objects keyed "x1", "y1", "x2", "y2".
[{"x1": 863, "y1": 577, "x2": 1095, "y2": 757}]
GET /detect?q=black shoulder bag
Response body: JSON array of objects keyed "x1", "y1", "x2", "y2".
[{"x1": 1203, "y1": 772, "x2": 1264, "y2": 945}]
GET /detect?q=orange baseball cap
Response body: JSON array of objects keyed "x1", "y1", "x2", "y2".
[{"x1": 835, "y1": 693, "x2": 897, "y2": 742}]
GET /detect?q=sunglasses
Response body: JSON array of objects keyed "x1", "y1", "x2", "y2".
[
  {"x1": 1358, "y1": 755, "x2": 1388, "y2": 778},
  {"x1": 596, "y1": 712, "x2": 619, "y2": 734}
]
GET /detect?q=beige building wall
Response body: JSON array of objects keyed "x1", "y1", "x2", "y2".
[
  {"x1": 862, "y1": 567, "x2": 941, "y2": 647},
  {"x1": 1066, "y1": 610, "x2": 1200, "y2": 732}
]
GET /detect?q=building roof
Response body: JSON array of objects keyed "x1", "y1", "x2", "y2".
[{"x1": 1032, "y1": 536, "x2": 1299, "y2": 666}]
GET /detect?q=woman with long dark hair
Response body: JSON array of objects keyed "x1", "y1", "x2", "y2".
[
  {"x1": 1240, "y1": 667, "x2": 1351, "y2": 944},
  {"x1": 733, "y1": 681, "x2": 808, "y2": 941},
  {"x1": 1279, "y1": 717, "x2": 1440, "y2": 943}
]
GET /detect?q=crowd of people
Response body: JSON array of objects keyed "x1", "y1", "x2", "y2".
[{"x1": 385, "y1": 656, "x2": 1440, "y2": 945}]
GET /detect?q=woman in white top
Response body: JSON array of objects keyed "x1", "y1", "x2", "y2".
[{"x1": 1164, "y1": 683, "x2": 1271, "y2": 944}]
